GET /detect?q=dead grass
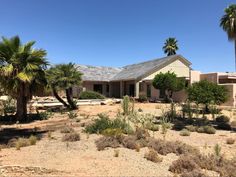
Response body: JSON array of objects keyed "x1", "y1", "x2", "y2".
[
  {"x1": 62, "y1": 132, "x2": 80, "y2": 142},
  {"x1": 144, "y1": 148, "x2": 163, "y2": 163},
  {"x1": 180, "y1": 170, "x2": 210, "y2": 177},
  {"x1": 60, "y1": 126, "x2": 74, "y2": 134}
]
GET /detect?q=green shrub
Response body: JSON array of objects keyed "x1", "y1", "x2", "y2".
[
  {"x1": 85, "y1": 114, "x2": 133, "y2": 134},
  {"x1": 145, "y1": 122, "x2": 159, "y2": 131},
  {"x1": 215, "y1": 115, "x2": 230, "y2": 123},
  {"x1": 180, "y1": 129, "x2": 191, "y2": 136},
  {"x1": 2, "y1": 97, "x2": 16, "y2": 116},
  {"x1": 138, "y1": 94, "x2": 148, "y2": 103},
  {"x1": 28, "y1": 135, "x2": 37, "y2": 145},
  {"x1": 138, "y1": 108, "x2": 143, "y2": 112},
  {"x1": 197, "y1": 126, "x2": 216, "y2": 134},
  {"x1": 15, "y1": 138, "x2": 30, "y2": 150},
  {"x1": 185, "y1": 125, "x2": 197, "y2": 132},
  {"x1": 79, "y1": 91, "x2": 105, "y2": 99},
  {"x1": 144, "y1": 148, "x2": 163, "y2": 163},
  {"x1": 67, "y1": 111, "x2": 77, "y2": 119},
  {"x1": 102, "y1": 128, "x2": 123, "y2": 137}
]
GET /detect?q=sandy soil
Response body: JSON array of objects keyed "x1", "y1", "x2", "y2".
[{"x1": 0, "y1": 103, "x2": 235, "y2": 176}]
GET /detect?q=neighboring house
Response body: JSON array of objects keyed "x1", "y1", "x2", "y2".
[
  {"x1": 190, "y1": 71, "x2": 236, "y2": 107},
  {"x1": 74, "y1": 55, "x2": 192, "y2": 102}
]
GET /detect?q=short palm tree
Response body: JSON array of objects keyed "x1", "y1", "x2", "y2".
[
  {"x1": 47, "y1": 63, "x2": 82, "y2": 110},
  {"x1": 0, "y1": 36, "x2": 48, "y2": 121},
  {"x1": 163, "y1": 38, "x2": 179, "y2": 56},
  {"x1": 220, "y1": 4, "x2": 236, "y2": 70}
]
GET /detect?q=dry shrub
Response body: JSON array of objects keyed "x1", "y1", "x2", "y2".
[
  {"x1": 60, "y1": 126, "x2": 74, "y2": 133},
  {"x1": 169, "y1": 155, "x2": 200, "y2": 174},
  {"x1": 185, "y1": 125, "x2": 197, "y2": 132},
  {"x1": 147, "y1": 138, "x2": 199, "y2": 156},
  {"x1": 226, "y1": 138, "x2": 235, "y2": 144},
  {"x1": 28, "y1": 135, "x2": 37, "y2": 145},
  {"x1": 122, "y1": 135, "x2": 139, "y2": 149},
  {"x1": 62, "y1": 132, "x2": 80, "y2": 142},
  {"x1": 95, "y1": 136, "x2": 121, "y2": 151},
  {"x1": 134, "y1": 127, "x2": 150, "y2": 139},
  {"x1": 15, "y1": 138, "x2": 30, "y2": 150},
  {"x1": 180, "y1": 170, "x2": 210, "y2": 177},
  {"x1": 114, "y1": 149, "x2": 119, "y2": 157},
  {"x1": 144, "y1": 148, "x2": 163, "y2": 163},
  {"x1": 170, "y1": 153, "x2": 236, "y2": 177},
  {"x1": 180, "y1": 129, "x2": 191, "y2": 136}
]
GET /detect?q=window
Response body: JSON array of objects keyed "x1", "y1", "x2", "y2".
[{"x1": 94, "y1": 84, "x2": 103, "y2": 94}]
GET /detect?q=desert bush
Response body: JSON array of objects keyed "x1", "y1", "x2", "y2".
[
  {"x1": 67, "y1": 111, "x2": 77, "y2": 119},
  {"x1": 85, "y1": 114, "x2": 133, "y2": 134},
  {"x1": 138, "y1": 108, "x2": 143, "y2": 112},
  {"x1": 2, "y1": 97, "x2": 16, "y2": 116},
  {"x1": 122, "y1": 135, "x2": 140, "y2": 149},
  {"x1": 169, "y1": 154, "x2": 199, "y2": 174},
  {"x1": 145, "y1": 122, "x2": 159, "y2": 131},
  {"x1": 226, "y1": 138, "x2": 235, "y2": 144},
  {"x1": 79, "y1": 91, "x2": 105, "y2": 99},
  {"x1": 144, "y1": 148, "x2": 163, "y2": 163},
  {"x1": 138, "y1": 93, "x2": 148, "y2": 103},
  {"x1": 185, "y1": 125, "x2": 197, "y2": 132},
  {"x1": 197, "y1": 126, "x2": 216, "y2": 134},
  {"x1": 147, "y1": 138, "x2": 198, "y2": 156},
  {"x1": 181, "y1": 101, "x2": 193, "y2": 119},
  {"x1": 114, "y1": 149, "x2": 119, "y2": 157},
  {"x1": 95, "y1": 136, "x2": 121, "y2": 151},
  {"x1": 62, "y1": 132, "x2": 80, "y2": 142},
  {"x1": 134, "y1": 127, "x2": 150, "y2": 139},
  {"x1": 15, "y1": 138, "x2": 30, "y2": 150},
  {"x1": 60, "y1": 126, "x2": 74, "y2": 133},
  {"x1": 101, "y1": 128, "x2": 123, "y2": 137},
  {"x1": 121, "y1": 95, "x2": 135, "y2": 115},
  {"x1": 180, "y1": 129, "x2": 191, "y2": 136},
  {"x1": 180, "y1": 170, "x2": 210, "y2": 177},
  {"x1": 172, "y1": 120, "x2": 185, "y2": 130},
  {"x1": 231, "y1": 120, "x2": 236, "y2": 128},
  {"x1": 214, "y1": 144, "x2": 221, "y2": 157},
  {"x1": 215, "y1": 115, "x2": 230, "y2": 123},
  {"x1": 28, "y1": 135, "x2": 37, "y2": 145}
]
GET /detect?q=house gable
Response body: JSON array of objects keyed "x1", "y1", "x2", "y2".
[{"x1": 141, "y1": 57, "x2": 191, "y2": 81}]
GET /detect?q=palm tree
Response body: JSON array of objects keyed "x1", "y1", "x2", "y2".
[
  {"x1": 163, "y1": 38, "x2": 179, "y2": 56},
  {"x1": 47, "y1": 63, "x2": 82, "y2": 110},
  {"x1": 0, "y1": 36, "x2": 48, "y2": 121},
  {"x1": 220, "y1": 4, "x2": 236, "y2": 71}
]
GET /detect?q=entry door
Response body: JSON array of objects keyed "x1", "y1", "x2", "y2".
[
  {"x1": 129, "y1": 84, "x2": 135, "y2": 97},
  {"x1": 146, "y1": 84, "x2": 151, "y2": 98},
  {"x1": 94, "y1": 84, "x2": 103, "y2": 94}
]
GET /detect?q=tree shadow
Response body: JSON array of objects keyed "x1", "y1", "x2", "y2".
[{"x1": 0, "y1": 127, "x2": 47, "y2": 148}]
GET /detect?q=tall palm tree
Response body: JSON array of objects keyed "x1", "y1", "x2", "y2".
[
  {"x1": 0, "y1": 36, "x2": 48, "y2": 121},
  {"x1": 47, "y1": 63, "x2": 82, "y2": 110},
  {"x1": 220, "y1": 4, "x2": 236, "y2": 71},
  {"x1": 163, "y1": 38, "x2": 179, "y2": 56}
]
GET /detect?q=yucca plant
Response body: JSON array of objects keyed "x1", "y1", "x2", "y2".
[{"x1": 0, "y1": 36, "x2": 48, "y2": 121}]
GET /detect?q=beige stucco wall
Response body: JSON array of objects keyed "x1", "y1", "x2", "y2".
[
  {"x1": 142, "y1": 59, "x2": 190, "y2": 81},
  {"x1": 220, "y1": 84, "x2": 236, "y2": 107},
  {"x1": 190, "y1": 70, "x2": 201, "y2": 84}
]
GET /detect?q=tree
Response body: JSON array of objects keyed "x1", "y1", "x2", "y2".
[
  {"x1": 47, "y1": 63, "x2": 82, "y2": 110},
  {"x1": 0, "y1": 36, "x2": 48, "y2": 121},
  {"x1": 187, "y1": 80, "x2": 228, "y2": 112},
  {"x1": 163, "y1": 37, "x2": 179, "y2": 56},
  {"x1": 220, "y1": 4, "x2": 236, "y2": 71},
  {"x1": 152, "y1": 71, "x2": 185, "y2": 102}
]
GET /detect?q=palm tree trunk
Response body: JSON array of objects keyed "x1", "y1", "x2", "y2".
[
  {"x1": 66, "y1": 87, "x2": 77, "y2": 110},
  {"x1": 52, "y1": 88, "x2": 70, "y2": 109},
  {"x1": 235, "y1": 40, "x2": 236, "y2": 71},
  {"x1": 16, "y1": 83, "x2": 27, "y2": 122}
]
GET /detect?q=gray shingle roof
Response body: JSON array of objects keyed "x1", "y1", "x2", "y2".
[
  {"x1": 76, "y1": 65, "x2": 122, "y2": 81},
  {"x1": 77, "y1": 55, "x2": 191, "y2": 82}
]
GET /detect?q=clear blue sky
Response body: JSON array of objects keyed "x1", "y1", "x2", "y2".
[{"x1": 0, "y1": 0, "x2": 235, "y2": 72}]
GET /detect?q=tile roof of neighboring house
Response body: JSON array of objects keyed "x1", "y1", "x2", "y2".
[
  {"x1": 76, "y1": 65, "x2": 122, "y2": 81},
  {"x1": 77, "y1": 55, "x2": 191, "y2": 82}
]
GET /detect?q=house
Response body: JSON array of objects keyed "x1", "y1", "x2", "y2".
[
  {"x1": 190, "y1": 71, "x2": 236, "y2": 107},
  {"x1": 74, "y1": 55, "x2": 192, "y2": 102}
]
